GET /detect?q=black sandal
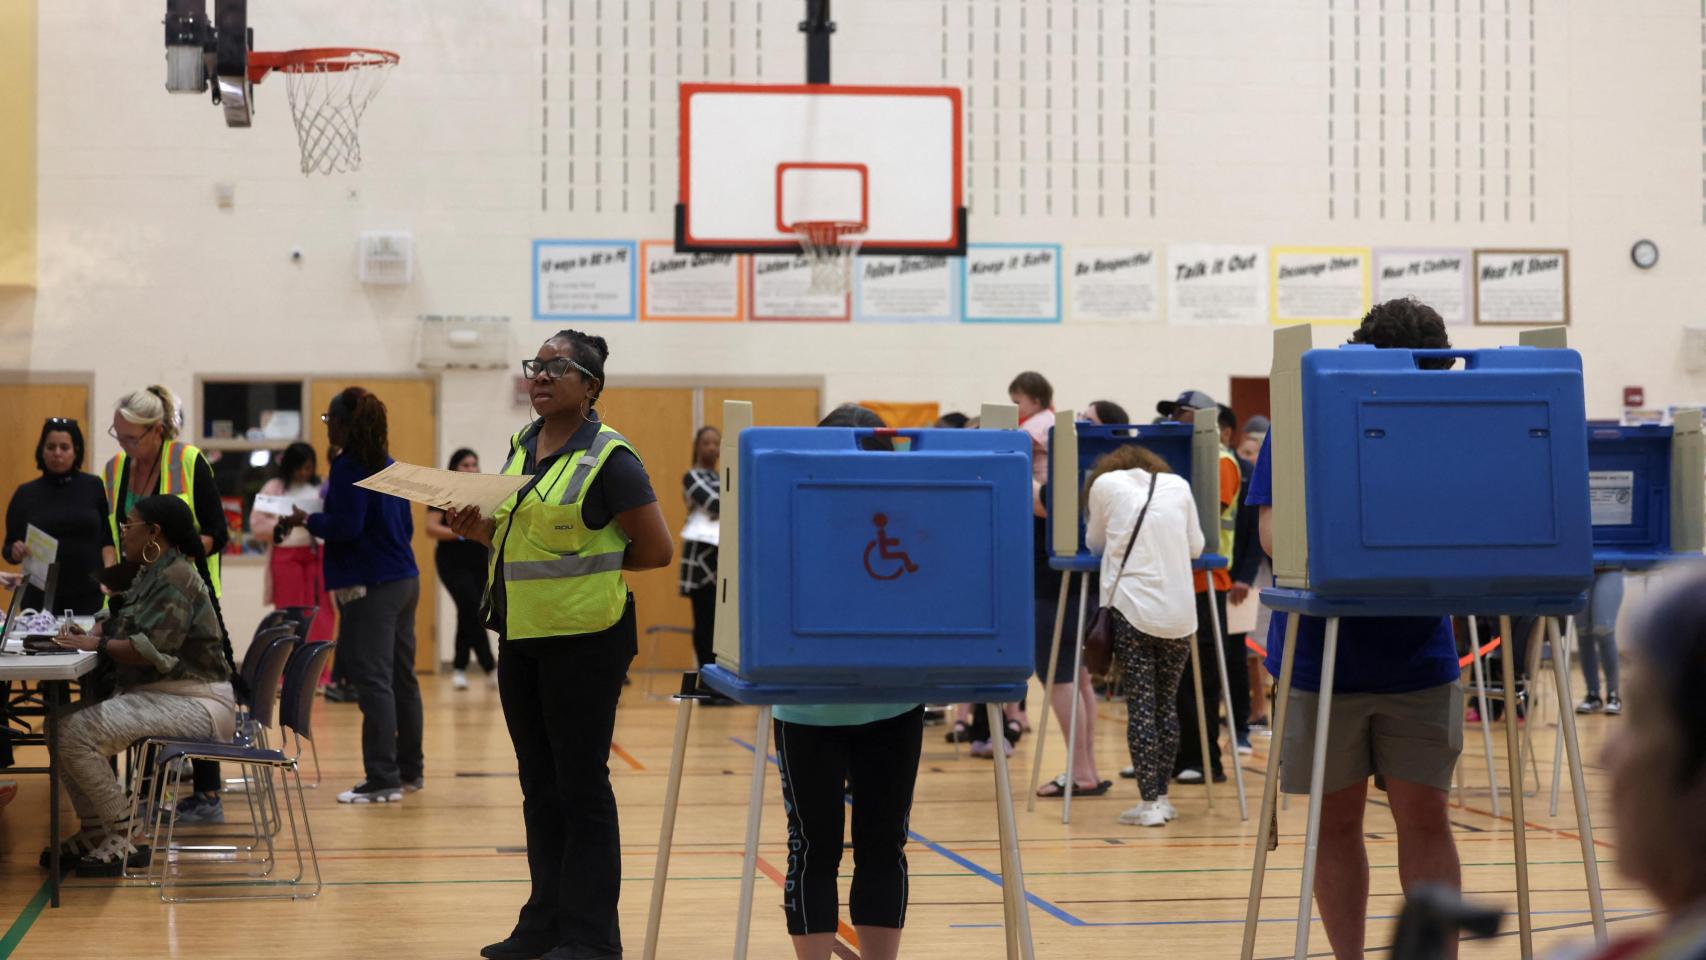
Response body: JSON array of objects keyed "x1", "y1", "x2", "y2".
[
  {"x1": 944, "y1": 721, "x2": 972, "y2": 744},
  {"x1": 1003, "y1": 718, "x2": 1024, "y2": 745},
  {"x1": 1035, "y1": 775, "x2": 1114, "y2": 798}
]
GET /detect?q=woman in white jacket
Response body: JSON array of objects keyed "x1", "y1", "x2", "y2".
[{"x1": 1084, "y1": 445, "x2": 1204, "y2": 828}]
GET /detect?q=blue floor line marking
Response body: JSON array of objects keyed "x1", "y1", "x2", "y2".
[
  {"x1": 948, "y1": 907, "x2": 1651, "y2": 929},
  {"x1": 728, "y1": 735, "x2": 1087, "y2": 927}
]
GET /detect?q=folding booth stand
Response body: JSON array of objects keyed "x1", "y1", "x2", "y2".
[
  {"x1": 1027, "y1": 416, "x2": 1248, "y2": 823},
  {"x1": 1240, "y1": 325, "x2": 1605, "y2": 960},
  {"x1": 644, "y1": 402, "x2": 1039, "y2": 960}
]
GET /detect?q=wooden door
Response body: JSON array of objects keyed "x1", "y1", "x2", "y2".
[
  {"x1": 1228, "y1": 376, "x2": 1270, "y2": 430},
  {"x1": 309, "y1": 378, "x2": 439, "y2": 673},
  {"x1": 0, "y1": 380, "x2": 92, "y2": 573},
  {"x1": 595, "y1": 386, "x2": 821, "y2": 674},
  {"x1": 593, "y1": 388, "x2": 696, "y2": 671}
]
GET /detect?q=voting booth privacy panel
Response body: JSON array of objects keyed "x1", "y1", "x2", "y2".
[
  {"x1": 1587, "y1": 412, "x2": 1706, "y2": 568},
  {"x1": 706, "y1": 421, "x2": 1034, "y2": 703},
  {"x1": 1046, "y1": 419, "x2": 1221, "y2": 564},
  {"x1": 1293, "y1": 345, "x2": 1594, "y2": 602}
]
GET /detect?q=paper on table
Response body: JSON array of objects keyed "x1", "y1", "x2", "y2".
[
  {"x1": 23, "y1": 525, "x2": 57, "y2": 591},
  {"x1": 354, "y1": 462, "x2": 530, "y2": 515},
  {"x1": 253, "y1": 493, "x2": 324, "y2": 516}
]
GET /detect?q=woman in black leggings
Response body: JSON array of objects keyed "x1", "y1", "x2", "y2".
[
  {"x1": 678, "y1": 427, "x2": 726, "y2": 702},
  {"x1": 426, "y1": 449, "x2": 495, "y2": 689}
]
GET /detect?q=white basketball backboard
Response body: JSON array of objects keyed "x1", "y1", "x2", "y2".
[{"x1": 677, "y1": 83, "x2": 966, "y2": 256}]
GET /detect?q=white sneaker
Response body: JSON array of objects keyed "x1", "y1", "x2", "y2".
[
  {"x1": 1158, "y1": 796, "x2": 1178, "y2": 821},
  {"x1": 1119, "y1": 801, "x2": 1169, "y2": 827},
  {"x1": 452, "y1": 670, "x2": 469, "y2": 690},
  {"x1": 1176, "y1": 768, "x2": 1205, "y2": 784},
  {"x1": 337, "y1": 782, "x2": 403, "y2": 804}
]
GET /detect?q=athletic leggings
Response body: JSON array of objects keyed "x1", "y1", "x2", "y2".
[
  {"x1": 772, "y1": 707, "x2": 924, "y2": 936},
  {"x1": 1111, "y1": 611, "x2": 1191, "y2": 803}
]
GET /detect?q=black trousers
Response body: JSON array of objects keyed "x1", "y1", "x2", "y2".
[
  {"x1": 499, "y1": 599, "x2": 637, "y2": 954},
  {"x1": 1175, "y1": 589, "x2": 1230, "y2": 778},
  {"x1": 773, "y1": 707, "x2": 924, "y2": 935},
  {"x1": 687, "y1": 582, "x2": 717, "y2": 668},
  {"x1": 439, "y1": 557, "x2": 496, "y2": 672},
  {"x1": 337, "y1": 577, "x2": 424, "y2": 788}
]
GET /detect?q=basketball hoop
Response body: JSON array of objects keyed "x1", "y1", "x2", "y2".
[
  {"x1": 792, "y1": 220, "x2": 867, "y2": 295},
  {"x1": 249, "y1": 48, "x2": 399, "y2": 175}
]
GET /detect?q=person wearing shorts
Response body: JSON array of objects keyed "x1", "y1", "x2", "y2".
[{"x1": 1247, "y1": 298, "x2": 1466, "y2": 960}]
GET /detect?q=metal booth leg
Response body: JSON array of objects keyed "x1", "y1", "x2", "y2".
[
  {"x1": 1062, "y1": 571, "x2": 1091, "y2": 824},
  {"x1": 1549, "y1": 619, "x2": 1573, "y2": 817},
  {"x1": 1545, "y1": 617, "x2": 1607, "y2": 944},
  {"x1": 643, "y1": 676, "x2": 698, "y2": 960},
  {"x1": 988, "y1": 703, "x2": 1037, "y2": 960},
  {"x1": 1205, "y1": 578, "x2": 1248, "y2": 820},
  {"x1": 731, "y1": 705, "x2": 773, "y2": 960},
  {"x1": 1498, "y1": 616, "x2": 1535, "y2": 960},
  {"x1": 1467, "y1": 616, "x2": 1501, "y2": 818},
  {"x1": 1292, "y1": 618, "x2": 1342, "y2": 960},
  {"x1": 1186, "y1": 630, "x2": 1215, "y2": 812},
  {"x1": 1027, "y1": 571, "x2": 1073, "y2": 812},
  {"x1": 1240, "y1": 613, "x2": 1302, "y2": 960}
]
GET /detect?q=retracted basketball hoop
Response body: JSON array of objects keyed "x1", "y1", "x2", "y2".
[{"x1": 248, "y1": 48, "x2": 400, "y2": 175}]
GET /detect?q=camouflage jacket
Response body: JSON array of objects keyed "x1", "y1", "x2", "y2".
[{"x1": 107, "y1": 551, "x2": 231, "y2": 689}]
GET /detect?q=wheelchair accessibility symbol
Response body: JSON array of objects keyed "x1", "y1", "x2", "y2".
[{"x1": 863, "y1": 513, "x2": 919, "y2": 581}]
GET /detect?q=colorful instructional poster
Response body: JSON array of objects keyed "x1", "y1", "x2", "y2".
[
  {"x1": 852, "y1": 256, "x2": 960, "y2": 323},
  {"x1": 1068, "y1": 247, "x2": 1161, "y2": 324},
  {"x1": 1474, "y1": 249, "x2": 1570, "y2": 325},
  {"x1": 1270, "y1": 246, "x2": 1371, "y2": 325},
  {"x1": 961, "y1": 244, "x2": 1063, "y2": 324},
  {"x1": 748, "y1": 256, "x2": 851, "y2": 322},
  {"x1": 1165, "y1": 244, "x2": 1268, "y2": 327},
  {"x1": 639, "y1": 241, "x2": 745, "y2": 322},
  {"x1": 532, "y1": 240, "x2": 636, "y2": 321},
  {"x1": 1373, "y1": 249, "x2": 1474, "y2": 326}
]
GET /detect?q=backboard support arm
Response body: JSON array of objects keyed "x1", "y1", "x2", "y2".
[{"x1": 800, "y1": 0, "x2": 834, "y2": 84}]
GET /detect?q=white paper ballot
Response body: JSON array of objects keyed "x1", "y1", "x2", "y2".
[
  {"x1": 252, "y1": 493, "x2": 323, "y2": 516},
  {"x1": 23, "y1": 525, "x2": 57, "y2": 591},
  {"x1": 354, "y1": 462, "x2": 530, "y2": 515}
]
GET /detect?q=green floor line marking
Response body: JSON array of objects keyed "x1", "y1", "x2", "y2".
[{"x1": 0, "y1": 879, "x2": 51, "y2": 960}]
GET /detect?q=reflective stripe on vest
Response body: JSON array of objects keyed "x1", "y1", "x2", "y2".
[
  {"x1": 104, "y1": 441, "x2": 223, "y2": 596},
  {"x1": 1217, "y1": 447, "x2": 1239, "y2": 560},
  {"x1": 490, "y1": 422, "x2": 635, "y2": 640}
]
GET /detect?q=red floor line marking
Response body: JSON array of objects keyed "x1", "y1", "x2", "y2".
[
  {"x1": 1450, "y1": 798, "x2": 1617, "y2": 850},
  {"x1": 610, "y1": 742, "x2": 645, "y2": 771},
  {"x1": 754, "y1": 855, "x2": 861, "y2": 958}
]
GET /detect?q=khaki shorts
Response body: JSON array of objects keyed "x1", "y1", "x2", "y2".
[{"x1": 1279, "y1": 682, "x2": 1463, "y2": 795}]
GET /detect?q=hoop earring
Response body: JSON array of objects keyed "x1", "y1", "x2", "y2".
[
  {"x1": 141, "y1": 540, "x2": 162, "y2": 565},
  {"x1": 582, "y1": 396, "x2": 602, "y2": 425}
]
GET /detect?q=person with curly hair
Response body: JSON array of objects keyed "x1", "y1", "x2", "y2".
[
  {"x1": 279, "y1": 386, "x2": 422, "y2": 805},
  {"x1": 1247, "y1": 297, "x2": 1464, "y2": 959}
]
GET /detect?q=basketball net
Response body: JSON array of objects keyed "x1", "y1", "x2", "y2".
[
  {"x1": 792, "y1": 221, "x2": 867, "y2": 296},
  {"x1": 265, "y1": 50, "x2": 398, "y2": 175}
]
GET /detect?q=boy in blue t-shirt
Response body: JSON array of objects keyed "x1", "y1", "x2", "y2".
[{"x1": 1247, "y1": 298, "x2": 1465, "y2": 958}]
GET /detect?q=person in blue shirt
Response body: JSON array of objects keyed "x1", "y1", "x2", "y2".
[
  {"x1": 282, "y1": 386, "x2": 422, "y2": 805},
  {"x1": 1247, "y1": 298, "x2": 1464, "y2": 959}
]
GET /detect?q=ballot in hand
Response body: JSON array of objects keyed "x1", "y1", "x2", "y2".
[{"x1": 445, "y1": 506, "x2": 496, "y2": 547}]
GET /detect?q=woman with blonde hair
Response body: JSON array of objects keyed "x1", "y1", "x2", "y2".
[
  {"x1": 1083, "y1": 444, "x2": 1204, "y2": 828},
  {"x1": 103, "y1": 385, "x2": 232, "y2": 826}
]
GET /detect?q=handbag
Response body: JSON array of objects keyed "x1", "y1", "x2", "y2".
[{"x1": 1083, "y1": 471, "x2": 1159, "y2": 676}]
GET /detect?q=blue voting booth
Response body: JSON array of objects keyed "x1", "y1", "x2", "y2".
[
  {"x1": 1586, "y1": 415, "x2": 1706, "y2": 569},
  {"x1": 1294, "y1": 346, "x2": 1593, "y2": 602},
  {"x1": 1045, "y1": 422, "x2": 1196, "y2": 565},
  {"x1": 699, "y1": 425, "x2": 1035, "y2": 704},
  {"x1": 649, "y1": 402, "x2": 1041, "y2": 960},
  {"x1": 1244, "y1": 331, "x2": 1605, "y2": 960}
]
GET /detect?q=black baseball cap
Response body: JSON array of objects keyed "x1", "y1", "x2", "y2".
[{"x1": 1155, "y1": 389, "x2": 1217, "y2": 418}]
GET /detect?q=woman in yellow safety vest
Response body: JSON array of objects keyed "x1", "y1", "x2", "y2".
[
  {"x1": 448, "y1": 329, "x2": 673, "y2": 960},
  {"x1": 103, "y1": 385, "x2": 232, "y2": 825}
]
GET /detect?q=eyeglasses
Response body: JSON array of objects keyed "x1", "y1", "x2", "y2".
[
  {"x1": 522, "y1": 357, "x2": 596, "y2": 381},
  {"x1": 107, "y1": 424, "x2": 155, "y2": 446},
  {"x1": 44, "y1": 417, "x2": 75, "y2": 427}
]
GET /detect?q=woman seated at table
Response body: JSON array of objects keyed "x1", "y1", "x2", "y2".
[{"x1": 47, "y1": 495, "x2": 243, "y2": 877}]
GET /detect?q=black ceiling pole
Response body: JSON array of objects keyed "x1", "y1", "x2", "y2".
[{"x1": 800, "y1": 0, "x2": 834, "y2": 84}]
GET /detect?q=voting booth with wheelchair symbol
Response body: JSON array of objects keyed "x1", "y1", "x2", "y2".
[
  {"x1": 644, "y1": 401, "x2": 1041, "y2": 960},
  {"x1": 1028, "y1": 415, "x2": 1251, "y2": 823},
  {"x1": 1241, "y1": 324, "x2": 1603, "y2": 960}
]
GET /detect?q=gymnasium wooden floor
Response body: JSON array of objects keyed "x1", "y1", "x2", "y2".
[{"x1": 0, "y1": 670, "x2": 1649, "y2": 959}]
